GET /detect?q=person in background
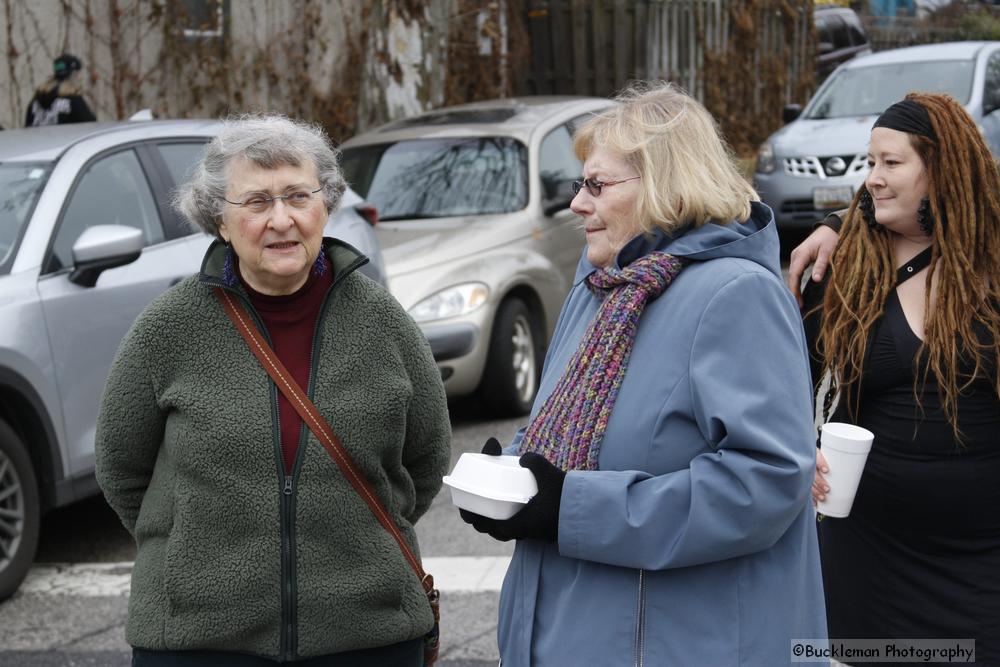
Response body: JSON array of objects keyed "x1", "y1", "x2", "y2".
[
  {"x1": 792, "y1": 93, "x2": 1000, "y2": 664},
  {"x1": 459, "y1": 82, "x2": 827, "y2": 666},
  {"x1": 25, "y1": 54, "x2": 96, "y2": 127},
  {"x1": 96, "y1": 115, "x2": 450, "y2": 666}
]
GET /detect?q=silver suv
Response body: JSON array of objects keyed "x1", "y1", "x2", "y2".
[
  {"x1": 755, "y1": 41, "x2": 1000, "y2": 230},
  {"x1": 0, "y1": 120, "x2": 385, "y2": 598}
]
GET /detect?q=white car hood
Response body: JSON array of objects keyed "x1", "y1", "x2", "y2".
[{"x1": 771, "y1": 115, "x2": 877, "y2": 157}]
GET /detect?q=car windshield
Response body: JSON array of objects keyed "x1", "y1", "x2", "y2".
[
  {"x1": 805, "y1": 59, "x2": 975, "y2": 119},
  {"x1": 0, "y1": 162, "x2": 50, "y2": 274},
  {"x1": 341, "y1": 137, "x2": 528, "y2": 220}
]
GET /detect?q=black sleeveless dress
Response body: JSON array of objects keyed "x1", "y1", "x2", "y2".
[{"x1": 813, "y1": 283, "x2": 1000, "y2": 666}]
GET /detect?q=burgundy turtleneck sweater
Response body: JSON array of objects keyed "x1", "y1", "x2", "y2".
[{"x1": 241, "y1": 256, "x2": 333, "y2": 474}]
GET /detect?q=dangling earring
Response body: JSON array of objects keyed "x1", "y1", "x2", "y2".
[
  {"x1": 312, "y1": 252, "x2": 327, "y2": 277},
  {"x1": 222, "y1": 243, "x2": 238, "y2": 286},
  {"x1": 858, "y1": 189, "x2": 878, "y2": 229},
  {"x1": 917, "y1": 197, "x2": 935, "y2": 236}
]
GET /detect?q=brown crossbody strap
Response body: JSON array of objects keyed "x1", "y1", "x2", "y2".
[{"x1": 213, "y1": 287, "x2": 433, "y2": 594}]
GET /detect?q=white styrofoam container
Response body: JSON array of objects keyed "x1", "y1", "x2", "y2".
[{"x1": 443, "y1": 453, "x2": 538, "y2": 520}]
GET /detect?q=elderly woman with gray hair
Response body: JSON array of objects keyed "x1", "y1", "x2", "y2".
[{"x1": 95, "y1": 115, "x2": 450, "y2": 666}]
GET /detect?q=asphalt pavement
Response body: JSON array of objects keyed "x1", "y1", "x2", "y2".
[{"x1": 0, "y1": 398, "x2": 520, "y2": 667}]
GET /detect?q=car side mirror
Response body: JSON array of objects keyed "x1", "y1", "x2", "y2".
[
  {"x1": 818, "y1": 41, "x2": 834, "y2": 55},
  {"x1": 542, "y1": 178, "x2": 576, "y2": 216},
  {"x1": 69, "y1": 224, "x2": 143, "y2": 287},
  {"x1": 985, "y1": 95, "x2": 1000, "y2": 117},
  {"x1": 783, "y1": 104, "x2": 802, "y2": 124},
  {"x1": 543, "y1": 199, "x2": 574, "y2": 216}
]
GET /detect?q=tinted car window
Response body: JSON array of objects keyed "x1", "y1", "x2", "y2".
[
  {"x1": 816, "y1": 15, "x2": 840, "y2": 47},
  {"x1": 50, "y1": 149, "x2": 163, "y2": 271},
  {"x1": 567, "y1": 112, "x2": 600, "y2": 136},
  {"x1": 816, "y1": 15, "x2": 830, "y2": 43},
  {"x1": 986, "y1": 52, "x2": 1000, "y2": 114},
  {"x1": 154, "y1": 142, "x2": 209, "y2": 237},
  {"x1": 341, "y1": 137, "x2": 528, "y2": 220},
  {"x1": 157, "y1": 142, "x2": 207, "y2": 187},
  {"x1": 538, "y1": 125, "x2": 582, "y2": 205},
  {"x1": 827, "y1": 16, "x2": 850, "y2": 50},
  {"x1": 816, "y1": 14, "x2": 851, "y2": 50},
  {"x1": 0, "y1": 163, "x2": 49, "y2": 274},
  {"x1": 806, "y1": 59, "x2": 976, "y2": 119},
  {"x1": 844, "y1": 13, "x2": 867, "y2": 46}
]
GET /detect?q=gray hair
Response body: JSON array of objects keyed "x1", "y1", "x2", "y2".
[{"x1": 175, "y1": 114, "x2": 347, "y2": 238}]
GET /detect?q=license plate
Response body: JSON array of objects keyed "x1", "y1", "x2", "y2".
[{"x1": 813, "y1": 186, "x2": 853, "y2": 211}]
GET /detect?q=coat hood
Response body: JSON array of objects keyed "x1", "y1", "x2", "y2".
[{"x1": 574, "y1": 200, "x2": 782, "y2": 283}]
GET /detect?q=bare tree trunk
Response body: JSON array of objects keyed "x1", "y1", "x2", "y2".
[
  {"x1": 3, "y1": 0, "x2": 22, "y2": 125},
  {"x1": 356, "y1": 0, "x2": 449, "y2": 132},
  {"x1": 108, "y1": 0, "x2": 125, "y2": 118}
]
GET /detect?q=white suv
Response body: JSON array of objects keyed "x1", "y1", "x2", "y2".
[{"x1": 755, "y1": 41, "x2": 1000, "y2": 231}]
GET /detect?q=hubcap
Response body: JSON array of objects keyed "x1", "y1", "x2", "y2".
[
  {"x1": 510, "y1": 314, "x2": 537, "y2": 404},
  {"x1": 0, "y1": 451, "x2": 25, "y2": 571}
]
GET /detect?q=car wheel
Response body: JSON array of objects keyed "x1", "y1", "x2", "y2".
[
  {"x1": 481, "y1": 297, "x2": 541, "y2": 417},
  {"x1": 0, "y1": 419, "x2": 40, "y2": 600}
]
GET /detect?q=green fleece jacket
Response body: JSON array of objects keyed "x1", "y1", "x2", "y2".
[{"x1": 95, "y1": 239, "x2": 450, "y2": 660}]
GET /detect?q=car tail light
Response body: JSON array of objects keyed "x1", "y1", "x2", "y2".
[{"x1": 355, "y1": 202, "x2": 378, "y2": 227}]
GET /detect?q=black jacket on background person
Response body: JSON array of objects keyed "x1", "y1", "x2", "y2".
[{"x1": 25, "y1": 80, "x2": 95, "y2": 127}]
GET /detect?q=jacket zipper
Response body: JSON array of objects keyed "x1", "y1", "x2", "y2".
[
  {"x1": 278, "y1": 280, "x2": 338, "y2": 660},
  {"x1": 634, "y1": 569, "x2": 647, "y2": 667},
  {"x1": 281, "y1": 474, "x2": 295, "y2": 659},
  {"x1": 212, "y1": 249, "x2": 363, "y2": 661},
  {"x1": 239, "y1": 297, "x2": 297, "y2": 662}
]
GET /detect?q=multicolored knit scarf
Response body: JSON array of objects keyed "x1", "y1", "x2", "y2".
[{"x1": 519, "y1": 251, "x2": 687, "y2": 471}]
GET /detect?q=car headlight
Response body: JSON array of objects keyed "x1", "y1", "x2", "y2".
[
  {"x1": 756, "y1": 142, "x2": 776, "y2": 174},
  {"x1": 409, "y1": 282, "x2": 490, "y2": 323}
]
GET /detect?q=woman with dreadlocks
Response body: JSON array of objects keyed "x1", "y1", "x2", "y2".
[
  {"x1": 798, "y1": 93, "x2": 1000, "y2": 661},
  {"x1": 457, "y1": 82, "x2": 827, "y2": 666}
]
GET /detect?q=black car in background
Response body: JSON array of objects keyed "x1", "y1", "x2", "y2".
[{"x1": 816, "y1": 5, "x2": 872, "y2": 81}]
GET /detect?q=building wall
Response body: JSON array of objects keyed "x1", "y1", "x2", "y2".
[{"x1": 0, "y1": 0, "x2": 442, "y2": 136}]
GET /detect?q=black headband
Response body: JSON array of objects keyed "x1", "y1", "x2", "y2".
[{"x1": 872, "y1": 99, "x2": 936, "y2": 141}]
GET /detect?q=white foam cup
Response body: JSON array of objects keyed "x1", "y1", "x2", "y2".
[{"x1": 816, "y1": 422, "x2": 874, "y2": 518}]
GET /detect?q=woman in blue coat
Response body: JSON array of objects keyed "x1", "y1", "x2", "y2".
[{"x1": 460, "y1": 82, "x2": 828, "y2": 666}]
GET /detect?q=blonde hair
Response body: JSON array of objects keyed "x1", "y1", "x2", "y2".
[{"x1": 573, "y1": 81, "x2": 757, "y2": 233}]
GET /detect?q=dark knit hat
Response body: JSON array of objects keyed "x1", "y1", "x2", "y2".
[{"x1": 53, "y1": 54, "x2": 83, "y2": 81}]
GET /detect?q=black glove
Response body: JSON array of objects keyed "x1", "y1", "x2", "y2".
[
  {"x1": 481, "y1": 437, "x2": 502, "y2": 456},
  {"x1": 459, "y1": 448, "x2": 566, "y2": 543}
]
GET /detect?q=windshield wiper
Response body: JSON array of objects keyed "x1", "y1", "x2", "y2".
[{"x1": 377, "y1": 213, "x2": 446, "y2": 221}]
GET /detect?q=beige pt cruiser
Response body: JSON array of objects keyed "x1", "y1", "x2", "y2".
[{"x1": 340, "y1": 96, "x2": 613, "y2": 416}]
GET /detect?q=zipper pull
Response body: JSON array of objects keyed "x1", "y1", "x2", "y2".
[{"x1": 283, "y1": 477, "x2": 293, "y2": 495}]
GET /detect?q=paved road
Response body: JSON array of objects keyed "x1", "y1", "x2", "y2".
[{"x1": 0, "y1": 398, "x2": 522, "y2": 667}]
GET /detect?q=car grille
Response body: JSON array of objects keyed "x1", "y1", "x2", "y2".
[
  {"x1": 783, "y1": 154, "x2": 867, "y2": 179},
  {"x1": 780, "y1": 199, "x2": 817, "y2": 213}
]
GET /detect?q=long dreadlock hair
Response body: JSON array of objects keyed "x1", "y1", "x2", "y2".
[{"x1": 816, "y1": 92, "x2": 1000, "y2": 441}]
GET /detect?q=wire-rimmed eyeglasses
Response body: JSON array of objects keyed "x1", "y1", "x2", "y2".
[
  {"x1": 571, "y1": 176, "x2": 640, "y2": 197},
  {"x1": 222, "y1": 186, "x2": 323, "y2": 215}
]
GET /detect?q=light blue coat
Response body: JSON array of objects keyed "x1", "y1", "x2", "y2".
[{"x1": 498, "y1": 202, "x2": 827, "y2": 666}]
